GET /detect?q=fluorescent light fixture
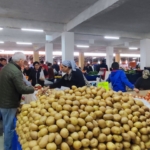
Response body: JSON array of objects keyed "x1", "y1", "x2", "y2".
[
  {"x1": 16, "y1": 42, "x2": 32, "y2": 45},
  {"x1": 120, "y1": 54, "x2": 140, "y2": 57},
  {"x1": 0, "y1": 28, "x2": 3, "y2": 30},
  {"x1": 85, "y1": 53, "x2": 106, "y2": 57},
  {"x1": 104, "y1": 36, "x2": 120, "y2": 39},
  {"x1": 21, "y1": 28, "x2": 44, "y2": 32},
  {"x1": 76, "y1": 45, "x2": 89, "y2": 48},
  {"x1": 39, "y1": 51, "x2": 79, "y2": 56},
  {"x1": 132, "y1": 58, "x2": 137, "y2": 59},
  {"x1": 0, "y1": 50, "x2": 33, "y2": 54},
  {"x1": 93, "y1": 57, "x2": 97, "y2": 59},
  {"x1": 129, "y1": 47, "x2": 138, "y2": 50},
  {"x1": 0, "y1": 41, "x2": 4, "y2": 43},
  {"x1": 0, "y1": 50, "x2": 4, "y2": 52}
]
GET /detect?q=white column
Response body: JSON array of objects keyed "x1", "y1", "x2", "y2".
[
  {"x1": 106, "y1": 46, "x2": 114, "y2": 69},
  {"x1": 61, "y1": 32, "x2": 74, "y2": 61},
  {"x1": 140, "y1": 39, "x2": 150, "y2": 69},
  {"x1": 45, "y1": 43, "x2": 53, "y2": 63}
]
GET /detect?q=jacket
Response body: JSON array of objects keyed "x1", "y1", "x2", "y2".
[
  {"x1": 0, "y1": 63, "x2": 3, "y2": 71},
  {"x1": 135, "y1": 77, "x2": 150, "y2": 90},
  {"x1": 28, "y1": 68, "x2": 44, "y2": 86},
  {"x1": 96, "y1": 63, "x2": 108, "y2": 72},
  {"x1": 0, "y1": 62, "x2": 34, "y2": 108},
  {"x1": 107, "y1": 70, "x2": 134, "y2": 92},
  {"x1": 50, "y1": 69, "x2": 85, "y2": 89},
  {"x1": 48, "y1": 67, "x2": 54, "y2": 79},
  {"x1": 83, "y1": 66, "x2": 93, "y2": 73}
]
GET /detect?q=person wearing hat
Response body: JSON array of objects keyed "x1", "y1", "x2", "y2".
[
  {"x1": 50, "y1": 60, "x2": 86, "y2": 88},
  {"x1": 135, "y1": 70, "x2": 150, "y2": 90}
]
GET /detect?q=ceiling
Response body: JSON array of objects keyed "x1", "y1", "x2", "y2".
[{"x1": 0, "y1": 0, "x2": 150, "y2": 55}]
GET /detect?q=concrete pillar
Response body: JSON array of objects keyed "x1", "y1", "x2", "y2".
[
  {"x1": 115, "y1": 53, "x2": 120, "y2": 63},
  {"x1": 61, "y1": 32, "x2": 74, "y2": 61},
  {"x1": 33, "y1": 51, "x2": 39, "y2": 62},
  {"x1": 106, "y1": 46, "x2": 114, "y2": 69},
  {"x1": 79, "y1": 52, "x2": 84, "y2": 70},
  {"x1": 45, "y1": 43, "x2": 53, "y2": 63},
  {"x1": 140, "y1": 39, "x2": 150, "y2": 69}
]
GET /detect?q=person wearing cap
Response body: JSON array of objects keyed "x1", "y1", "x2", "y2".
[
  {"x1": 50, "y1": 60, "x2": 86, "y2": 88},
  {"x1": 135, "y1": 70, "x2": 150, "y2": 90}
]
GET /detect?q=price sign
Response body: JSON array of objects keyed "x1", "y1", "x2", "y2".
[{"x1": 97, "y1": 82, "x2": 109, "y2": 91}]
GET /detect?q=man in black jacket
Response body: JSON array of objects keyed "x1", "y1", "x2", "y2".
[
  {"x1": 83, "y1": 63, "x2": 93, "y2": 73},
  {"x1": 96, "y1": 60, "x2": 108, "y2": 72}
]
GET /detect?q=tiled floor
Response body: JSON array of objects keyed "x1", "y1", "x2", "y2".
[{"x1": 0, "y1": 136, "x2": 3, "y2": 150}]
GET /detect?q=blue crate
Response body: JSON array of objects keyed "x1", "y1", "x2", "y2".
[{"x1": 12, "y1": 118, "x2": 22, "y2": 150}]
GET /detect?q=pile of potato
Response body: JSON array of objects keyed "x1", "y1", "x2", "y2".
[{"x1": 16, "y1": 86, "x2": 150, "y2": 150}]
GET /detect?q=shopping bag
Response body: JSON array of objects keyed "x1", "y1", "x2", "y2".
[
  {"x1": 97, "y1": 81, "x2": 109, "y2": 91},
  {"x1": 40, "y1": 70, "x2": 45, "y2": 81}
]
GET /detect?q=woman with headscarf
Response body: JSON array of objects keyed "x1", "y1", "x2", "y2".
[
  {"x1": 135, "y1": 70, "x2": 150, "y2": 90},
  {"x1": 50, "y1": 60, "x2": 86, "y2": 89}
]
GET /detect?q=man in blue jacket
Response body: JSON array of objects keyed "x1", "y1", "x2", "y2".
[{"x1": 107, "y1": 62, "x2": 139, "y2": 92}]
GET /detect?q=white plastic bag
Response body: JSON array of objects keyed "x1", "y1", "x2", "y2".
[{"x1": 40, "y1": 70, "x2": 45, "y2": 81}]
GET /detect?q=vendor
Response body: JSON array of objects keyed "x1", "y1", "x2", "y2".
[
  {"x1": 135, "y1": 70, "x2": 150, "y2": 90},
  {"x1": 50, "y1": 60, "x2": 86, "y2": 88}
]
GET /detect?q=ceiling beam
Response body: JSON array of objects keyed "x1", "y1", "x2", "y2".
[
  {"x1": 65, "y1": 0, "x2": 124, "y2": 31},
  {"x1": 0, "y1": 17, "x2": 64, "y2": 32}
]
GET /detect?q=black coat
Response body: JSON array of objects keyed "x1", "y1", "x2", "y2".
[
  {"x1": 50, "y1": 69, "x2": 85, "y2": 89},
  {"x1": 83, "y1": 66, "x2": 93, "y2": 73},
  {"x1": 96, "y1": 63, "x2": 108, "y2": 72},
  {"x1": 28, "y1": 68, "x2": 44, "y2": 86},
  {"x1": 52, "y1": 64, "x2": 60, "y2": 72},
  {"x1": 23, "y1": 68, "x2": 32, "y2": 76}
]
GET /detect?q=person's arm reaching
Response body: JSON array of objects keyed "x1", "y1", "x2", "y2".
[
  {"x1": 106, "y1": 74, "x2": 111, "y2": 83},
  {"x1": 12, "y1": 72, "x2": 34, "y2": 94},
  {"x1": 120, "y1": 71, "x2": 139, "y2": 92},
  {"x1": 50, "y1": 78, "x2": 64, "y2": 89}
]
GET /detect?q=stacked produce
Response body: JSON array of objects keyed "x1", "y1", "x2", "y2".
[
  {"x1": 133, "y1": 91, "x2": 150, "y2": 102},
  {"x1": 16, "y1": 86, "x2": 150, "y2": 150}
]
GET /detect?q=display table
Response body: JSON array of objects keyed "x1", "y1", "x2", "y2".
[{"x1": 85, "y1": 75, "x2": 100, "y2": 81}]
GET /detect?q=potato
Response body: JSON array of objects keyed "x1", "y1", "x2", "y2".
[
  {"x1": 111, "y1": 126, "x2": 121, "y2": 135},
  {"x1": 103, "y1": 114, "x2": 113, "y2": 120},
  {"x1": 30, "y1": 131, "x2": 38, "y2": 140},
  {"x1": 28, "y1": 140, "x2": 37, "y2": 148},
  {"x1": 134, "y1": 122, "x2": 143, "y2": 129},
  {"x1": 98, "y1": 119, "x2": 106, "y2": 128},
  {"x1": 90, "y1": 138, "x2": 98, "y2": 148},
  {"x1": 60, "y1": 128, "x2": 69, "y2": 138},
  {"x1": 46, "y1": 143, "x2": 57, "y2": 150},
  {"x1": 102, "y1": 127, "x2": 111, "y2": 135},
  {"x1": 55, "y1": 134, "x2": 62, "y2": 145},
  {"x1": 131, "y1": 145, "x2": 141, "y2": 150},
  {"x1": 98, "y1": 133, "x2": 107, "y2": 142},
  {"x1": 73, "y1": 141, "x2": 82, "y2": 149},
  {"x1": 39, "y1": 135, "x2": 48, "y2": 148},
  {"x1": 107, "y1": 142, "x2": 116, "y2": 150},
  {"x1": 48, "y1": 133, "x2": 55, "y2": 142},
  {"x1": 123, "y1": 142, "x2": 131, "y2": 148},
  {"x1": 56, "y1": 119, "x2": 66, "y2": 128}
]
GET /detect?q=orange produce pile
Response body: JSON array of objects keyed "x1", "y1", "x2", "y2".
[{"x1": 133, "y1": 91, "x2": 150, "y2": 102}]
